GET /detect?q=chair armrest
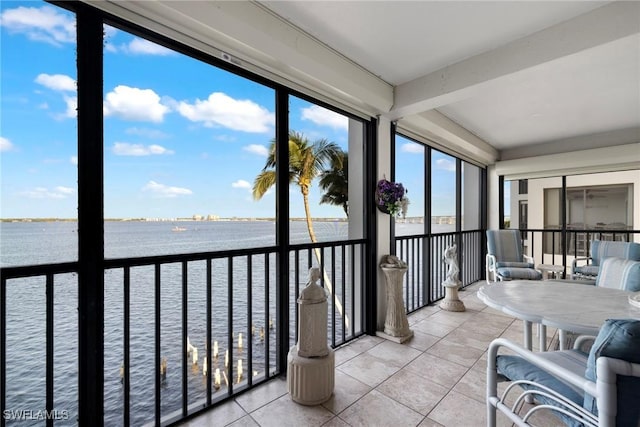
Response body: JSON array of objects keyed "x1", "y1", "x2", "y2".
[
  {"x1": 572, "y1": 257, "x2": 592, "y2": 269},
  {"x1": 597, "y1": 356, "x2": 640, "y2": 381},
  {"x1": 487, "y1": 338, "x2": 599, "y2": 427},
  {"x1": 573, "y1": 335, "x2": 596, "y2": 352},
  {"x1": 488, "y1": 338, "x2": 596, "y2": 396},
  {"x1": 486, "y1": 254, "x2": 496, "y2": 267}
]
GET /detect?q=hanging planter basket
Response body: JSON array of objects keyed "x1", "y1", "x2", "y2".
[
  {"x1": 375, "y1": 178, "x2": 407, "y2": 217},
  {"x1": 375, "y1": 198, "x2": 392, "y2": 215}
]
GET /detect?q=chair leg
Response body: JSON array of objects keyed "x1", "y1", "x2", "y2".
[{"x1": 487, "y1": 355, "x2": 498, "y2": 427}]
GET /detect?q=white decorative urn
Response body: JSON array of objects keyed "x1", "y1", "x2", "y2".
[{"x1": 287, "y1": 268, "x2": 335, "y2": 405}]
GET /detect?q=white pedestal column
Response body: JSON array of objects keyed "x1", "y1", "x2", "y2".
[
  {"x1": 439, "y1": 282, "x2": 466, "y2": 312},
  {"x1": 376, "y1": 266, "x2": 413, "y2": 343}
]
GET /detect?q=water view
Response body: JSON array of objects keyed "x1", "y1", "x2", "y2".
[{"x1": 2, "y1": 219, "x2": 395, "y2": 426}]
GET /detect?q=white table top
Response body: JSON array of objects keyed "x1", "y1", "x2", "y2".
[{"x1": 478, "y1": 281, "x2": 640, "y2": 335}]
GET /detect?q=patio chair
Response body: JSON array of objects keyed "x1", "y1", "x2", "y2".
[
  {"x1": 487, "y1": 318, "x2": 640, "y2": 427},
  {"x1": 551, "y1": 257, "x2": 640, "y2": 350},
  {"x1": 486, "y1": 230, "x2": 542, "y2": 284},
  {"x1": 572, "y1": 240, "x2": 640, "y2": 280},
  {"x1": 594, "y1": 257, "x2": 640, "y2": 292}
]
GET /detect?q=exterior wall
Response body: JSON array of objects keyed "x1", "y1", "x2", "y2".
[
  {"x1": 487, "y1": 164, "x2": 501, "y2": 229},
  {"x1": 527, "y1": 170, "x2": 640, "y2": 270},
  {"x1": 509, "y1": 181, "x2": 528, "y2": 229}
]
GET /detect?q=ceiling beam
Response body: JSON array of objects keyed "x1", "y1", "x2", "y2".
[
  {"x1": 389, "y1": 1, "x2": 640, "y2": 120},
  {"x1": 398, "y1": 110, "x2": 498, "y2": 165}
]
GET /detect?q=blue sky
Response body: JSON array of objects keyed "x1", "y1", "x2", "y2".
[{"x1": 1, "y1": 1, "x2": 457, "y2": 220}]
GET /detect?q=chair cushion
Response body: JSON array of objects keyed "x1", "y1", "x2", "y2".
[
  {"x1": 496, "y1": 267, "x2": 542, "y2": 280},
  {"x1": 584, "y1": 319, "x2": 640, "y2": 421},
  {"x1": 498, "y1": 350, "x2": 588, "y2": 427},
  {"x1": 487, "y1": 230, "x2": 525, "y2": 263},
  {"x1": 595, "y1": 258, "x2": 640, "y2": 291},
  {"x1": 495, "y1": 261, "x2": 535, "y2": 269},
  {"x1": 591, "y1": 241, "x2": 640, "y2": 266},
  {"x1": 573, "y1": 265, "x2": 600, "y2": 277}
]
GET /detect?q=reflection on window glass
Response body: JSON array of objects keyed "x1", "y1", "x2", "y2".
[
  {"x1": 432, "y1": 150, "x2": 457, "y2": 233},
  {"x1": 462, "y1": 162, "x2": 481, "y2": 230},
  {"x1": 286, "y1": 96, "x2": 363, "y2": 243},
  {"x1": 395, "y1": 135, "x2": 425, "y2": 236},
  {"x1": 103, "y1": 25, "x2": 276, "y2": 256},
  {"x1": 504, "y1": 180, "x2": 512, "y2": 228}
]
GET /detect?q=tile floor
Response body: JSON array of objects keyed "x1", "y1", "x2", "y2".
[{"x1": 180, "y1": 282, "x2": 562, "y2": 427}]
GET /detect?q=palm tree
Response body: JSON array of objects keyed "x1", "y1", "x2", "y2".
[
  {"x1": 253, "y1": 130, "x2": 341, "y2": 242},
  {"x1": 319, "y1": 150, "x2": 348, "y2": 216},
  {"x1": 253, "y1": 130, "x2": 348, "y2": 325}
]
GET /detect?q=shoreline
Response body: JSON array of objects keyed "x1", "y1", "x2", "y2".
[{"x1": 0, "y1": 217, "x2": 352, "y2": 223}]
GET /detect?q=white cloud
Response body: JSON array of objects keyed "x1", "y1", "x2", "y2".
[
  {"x1": 21, "y1": 186, "x2": 74, "y2": 199},
  {"x1": 62, "y1": 95, "x2": 77, "y2": 119},
  {"x1": 125, "y1": 127, "x2": 170, "y2": 139},
  {"x1": 0, "y1": 5, "x2": 75, "y2": 46},
  {"x1": 104, "y1": 85, "x2": 169, "y2": 123},
  {"x1": 0, "y1": 137, "x2": 14, "y2": 152},
  {"x1": 178, "y1": 92, "x2": 274, "y2": 133},
  {"x1": 55, "y1": 186, "x2": 74, "y2": 195},
  {"x1": 142, "y1": 180, "x2": 192, "y2": 198},
  {"x1": 401, "y1": 143, "x2": 424, "y2": 154},
  {"x1": 35, "y1": 73, "x2": 75, "y2": 92},
  {"x1": 32, "y1": 74, "x2": 77, "y2": 119},
  {"x1": 104, "y1": 43, "x2": 118, "y2": 54},
  {"x1": 232, "y1": 180, "x2": 251, "y2": 189},
  {"x1": 112, "y1": 142, "x2": 174, "y2": 156},
  {"x1": 125, "y1": 38, "x2": 174, "y2": 56},
  {"x1": 243, "y1": 144, "x2": 269, "y2": 157},
  {"x1": 70, "y1": 156, "x2": 78, "y2": 165},
  {"x1": 301, "y1": 105, "x2": 348, "y2": 130},
  {"x1": 436, "y1": 158, "x2": 456, "y2": 172}
]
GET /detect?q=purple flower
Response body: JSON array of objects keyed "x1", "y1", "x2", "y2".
[{"x1": 375, "y1": 179, "x2": 407, "y2": 216}]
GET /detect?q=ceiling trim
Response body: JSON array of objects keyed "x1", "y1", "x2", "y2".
[
  {"x1": 495, "y1": 143, "x2": 640, "y2": 180},
  {"x1": 389, "y1": 1, "x2": 640, "y2": 121}
]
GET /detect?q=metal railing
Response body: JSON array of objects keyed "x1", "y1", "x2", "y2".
[
  {"x1": 395, "y1": 230, "x2": 485, "y2": 313},
  {"x1": 1, "y1": 239, "x2": 366, "y2": 426},
  {"x1": 516, "y1": 228, "x2": 640, "y2": 277}
]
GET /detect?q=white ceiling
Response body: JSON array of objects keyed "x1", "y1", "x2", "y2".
[{"x1": 259, "y1": 1, "x2": 640, "y2": 156}]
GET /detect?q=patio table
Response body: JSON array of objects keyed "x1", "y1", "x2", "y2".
[{"x1": 477, "y1": 280, "x2": 640, "y2": 351}]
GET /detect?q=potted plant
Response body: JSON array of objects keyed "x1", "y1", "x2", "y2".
[{"x1": 375, "y1": 178, "x2": 408, "y2": 217}]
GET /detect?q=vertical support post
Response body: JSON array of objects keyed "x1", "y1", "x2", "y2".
[
  {"x1": 389, "y1": 122, "x2": 397, "y2": 249},
  {"x1": 364, "y1": 118, "x2": 378, "y2": 335},
  {"x1": 181, "y1": 262, "x2": 188, "y2": 416},
  {"x1": 455, "y1": 159, "x2": 463, "y2": 278},
  {"x1": 561, "y1": 176, "x2": 568, "y2": 278},
  {"x1": 46, "y1": 275, "x2": 54, "y2": 427},
  {"x1": 76, "y1": 6, "x2": 104, "y2": 425},
  {"x1": 205, "y1": 259, "x2": 212, "y2": 404},
  {"x1": 275, "y1": 89, "x2": 290, "y2": 372},
  {"x1": 425, "y1": 148, "x2": 432, "y2": 303},
  {"x1": 498, "y1": 175, "x2": 505, "y2": 229},
  {"x1": 123, "y1": 268, "x2": 130, "y2": 426},
  {"x1": 481, "y1": 167, "x2": 488, "y2": 281}
]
